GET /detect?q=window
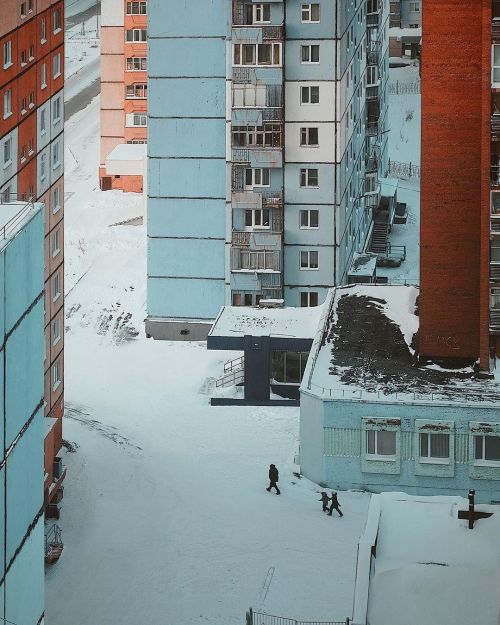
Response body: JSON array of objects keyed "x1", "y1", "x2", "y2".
[
  {"x1": 52, "y1": 96, "x2": 61, "y2": 123},
  {"x1": 300, "y1": 250, "x2": 319, "y2": 270},
  {"x1": 41, "y1": 108, "x2": 47, "y2": 134},
  {"x1": 40, "y1": 152, "x2": 47, "y2": 180},
  {"x1": 126, "y1": 83, "x2": 148, "y2": 98},
  {"x1": 20, "y1": 97, "x2": 27, "y2": 114},
  {"x1": 366, "y1": 65, "x2": 378, "y2": 86},
  {"x1": 475, "y1": 435, "x2": 500, "y2": 465},
  {"x1": 300, "y1": 168, "x2": 318, "y2": 187},
  {"x1": 245, "y1": 208, "x2": 270, "y2": 229},
  {"x1": 232, "y1": 125, "x2": 281, "y2": 148},
  {"x1": 409, "y1": 1, "x2": 420, "y2": 11},
  {"x1": 125, "y1": 29, "x2": 147, "y2": 42},
  {"x1": 28, "y1": 0, "x2": 33, "y2": 11},
  {"x1": 300, "y1": 127, "x2": 319, "y2": 146},
  {"x1": 29, "y1": 44, "x2": 34, "y2": 61},
  {"x1": 21, "y1": 49, "x2": 27, "y2": 66},
  {"x1": 233, "y1": 43, "x2": 281, "y2": 66},
  {"x1": 126, "y1": 1, "x2": 147, "y2": 14},
  {"x1": 52, "y1": 185, "x2": 61, "y2": 213},
  {"x1": 53, "y1": 8, "x2": 62, "y2": 33},
  {"x1": 301, "y1": 3, "x2": 320, "y2": 22},
  {"x1": 491, "y1": 240, "x2": 500, "y2": 263},
  {"x1": 51, "y1": 229, "x2": 60, "y2": 257},
  {"x1": 126, "y1": 57, "x2": 147, "y2": 71},
  {"x1": 419, "y1": 433, "x2": 450, "y2": 461},
  {"x1": 271, "y1": 351, "x2": 309, "y2": 384},
  {"x1": 52, "y1": 141, "x2": 61, "y2": 168},
  {"x1": 3, "y1": 137, "x2": 12, "y2": 167},
  {"x1": 246, "y1": 3, "x2": 271, "y2": 23},
  {"x1": 300, "y1": 209, "x2": 319, "y2": 229},
  {"x1": 41, "y1": 17, "x2": 47, "y2": 43},
  {"x1": 1, "y1": 186, "x2": 11, "y2": 203},
  {"x1": 20, "y1": 2, "x2": 26, "y2": 17},
  {"x1": 20, "y1": 145, "x2": 26, "y2": 163},
  {"x1": 52, "y1": 359, "x2": 61, "y2": 391},
  {"x1": 367, "y1": 0, "x2": 379, "y2": 13},
  {"x1": 300, "y1": 292, "x2": 319, "y2": 307},
  {"x1": 127, "y1": 139, "x2": 147, "y2": 144},
  {"x1": 365, "y1": 173, "x2": 377, "y2": 194},
  {"x1": 3, "y1": 90, "x2": 12, "y2": 119},
  {"x1": 301, "y1": 85, "x2": 319, "y2": 104},
  {"x1": 301, "y1": 44, "x2": 320, "y2": 63},
  {"x1": 366, "y1": 430, "x2": 396, "y2": 457},
  {"x1": 244, "y1": 168, "x2": 270, "y2": 188},
  {"x1": 233, "y1": 84, "x2": 266, "y2": 107},
  {"x1": 3, "y1": 41, "x2": 12, "y2": 68},
  {"x1": 29, "y1": 91, "x2": 35, "y2": 108},
  {"x1": 132, "y1": 113, "x2": 147, "y2": 126},
  {"x1": 28, "y1": 138, "x2": 34, "y2": 155},
  {"x1": 41, "y1": 63, "x2": 47, "y2": 89},
  {"x1": 52, "y1": 272, "x2": 61, "y2": 301},
  {"x1": 53, "y1": 53, "x2": 61, "y2": 78},
  {"x1": 52, "y1": 317, "x2": 61, "y2": 345}
]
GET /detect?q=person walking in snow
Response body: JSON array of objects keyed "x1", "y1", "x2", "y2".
[
  {"x1": 328, "y1": 491, "x2": 343, "y2": 517},
  {"x1": 319, "y1": 492, "x2": 330, "y2": 512},
  {"x1": 266, "y1": 463, "x2": 281, "y2": 495}
]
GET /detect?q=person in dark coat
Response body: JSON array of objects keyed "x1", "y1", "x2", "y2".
[
  {"x1": 266, "y1": 464, "x2": 280, "y2": 494},
  {"x1": 319, "y1": 492, "x2": 330, "y2": 512},
  {"x1": 328, "y1": 491, "x2": 343, "y2": 517}
]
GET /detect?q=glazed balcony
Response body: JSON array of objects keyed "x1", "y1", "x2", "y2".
[
  {"x1": 491, "y1": 115, "x2": 500, "y2": 140},
  {"x1": 492, "y1": 214, "x2": 500, "y2": 234},
  {"x1": 366, "y1": 84, "x2": 380, "y2": 100},
  {"x1": 491, "y1": 262, "x2": 500, "y2": 282},
  {"x1": 367, "y1": 11, "x2": 380, "y2": 28},
  {"x1": 232, "y1": 0, "x2": 284, "y2": 30},
  {"x1": 230, "y1": 247, "x2": 282, "y2": 272},
  {"x1": 366, "y1": 120, "x2": 379, "y2": 137},
  {"x1": 367, "y1": 40, "x2": 381, "y2": 66},
  {"x1": 365, "y1": 156, "x2": 378, "y2": 174}
]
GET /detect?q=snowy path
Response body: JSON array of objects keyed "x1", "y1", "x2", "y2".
[{"x1": 45, "y1": 98, "x2": 371, "y2": 624}]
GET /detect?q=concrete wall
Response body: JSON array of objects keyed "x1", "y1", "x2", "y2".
[{"x1": 300, "y1": 392, "x2": 500, "y2": 502}]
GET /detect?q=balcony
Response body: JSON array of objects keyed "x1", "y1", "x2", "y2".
[
  {"x1": 491, "y1": 308, "x2": 500, "y2": 333},
  {"x1": 231, "y1": 247, "x2": 282, "y2": 272},
  {"x1": 367, "y1": 12, "x2": 380, "y2": 27},
  {"x1": 232, "y1": 0, "x2": 284, "y2": 27},
  {"x1": 366, "y1": 84, "x2": 380, "y2": 100},
  {"x1": 367, "y1": 40, "x2": 381, "y2": 66},
  {"x1": 365, "y1": 156, "x2": 378, "y2": 173},
  {"x1": 491, "y1": 115, "x2": 500, "y2": 140},
  {"x1": 366, "y1": 121, "x2": 379, "y2": 137},
  {"x1": 492, "y1": 262, "x2": 500, "y2": 282},
  {"x1": 493, "y1": 18, "x2": 500, "y2": 41},
  {"x1": 491, "y1": 164, "x2": 500, "y2": 187}
]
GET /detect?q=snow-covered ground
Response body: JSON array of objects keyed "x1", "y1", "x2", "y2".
[
  {"x1": 45, "y1": 96, "x2": 371, "y2": 624},
  {"x1": 65, "y1": 14, "x2": 100, "y2": 81}
]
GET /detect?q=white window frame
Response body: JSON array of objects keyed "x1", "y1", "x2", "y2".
[
  {"x1": 126, "y1": 1, "x2": 147, "y2": 14},
  {"x1": 52, "y1": 316, "x2": 61, "y2": 346},
  {"x1": 52, "y1": 96, "x2": 61, "y2": 123},
  {"x1": 41, "y1": 108, "x2": 47, "y2": 134},
  {"x1": 493, "y1": 45, "x2": 500, "y2": 87},
  {"x1": 409, "y1": 1, "x2": 420, "y2": 12},
  {"x1": 52, "y1": 185, "x2": 61, "y2": 214},
  {"x1": 132, "y1": 113, "x2": 147, "y2": 127},
  {"x1": 52, "y1": 141, "x2": 61, "y2": 169},
  {"x1": 300, "y1": 250, "x2": 319, "y2": 270},
  {"x1": 233, "y1": 43, "x2": 282, "y2": 67},
  {"x1": 52, "y1": 272, "x2": 61, "y2": 302},
  {"x1": 126, "y1": 56, "x2": 147, "y2": 71},
  {"x1": 419, "y1": 432, "x2": 451, "y2": 465},
  {"x1": 244, "y1": 167, "x2": 270, "y2": 188},
  {"x1": 301, "y1": 3, "x2": 320, "y2": 23},
  {"x1": 52, "y1": 359, "x2": 61, "y2": 391},
  {"x1": 41, "y1": 63, "x2": 47, "y2": 89},
  {"x1": 3, "y1": 40, "x2": 12, "y2": 69},
  {"x1": 300, "y1": 85, "x2": 320, "y2": 105},
  {"x1": 474, "y1": 434, "x2": 500, "y2": 467},
  {"x1": 41, "y1": 16, "x2": 47, "y2": 43},
  {"x1": 299, "y1": 209, "x2": 319, "y2": 229},
  {"x1": 252, "y1": 3, "x2": 271, "y2": 24},
  {"x1": 3, "y1": 137, "x2": 12, "y2": 168},
  {"x1": 301, "y1": 44, "x2": 320, "y2": 64},
  {"x1": 51, "y1": 229, "x2": 60, "y2": 257},
  {"x1": 126, "y1": 83, "x2": 147, "y2": 99},
  {"x1": 53, "y1": 8, "x2": 62, "y2": 34},
  {"x1": 244, "y1": 208, "x2": 270, "y2": 230},
  {"x1": 300, "y1": 127, "x2": 319, "y2": 147},
  {"x1": 300, "y1": 168, "x2": 319, "y2": 188},
  {"x1": 366, "y1": 429, "x2": 397, "y2": 460},
  {"x1": 125, "y1": 29, "x2": 147, "y2": 43},
  {"x1": 300, "y1": 291, "x2": 319, "y2": 307},
  {"x1": 53, "y1": 53, "x2": 61, "y2": 78},
  {"x1": 366, "y1": 65, "x2": 378, "y2": 87},
  {"x1": 3, "y1": 90, "x2": 12, "y2": 119},
  {"x1": 40, "y1": 152, "x2": 47, "y2": 181}
]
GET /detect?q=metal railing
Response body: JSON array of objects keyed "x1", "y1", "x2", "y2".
[
  {"x1": 367, "y1": 40, "x2": 381, "y2": 65},
  {"x1": 366, "y1": 12, "x2": 380, "y2": 27},
  {"x1": 262, "y1": 25, "x2": 284, "y2": 40},
  {"x1": 224, "y1": 355, "x2": 244, "y2": 374},
  {"x1": 45, "y1": 524, "x2": 63, "y2": 560},
  {"x1": 491, "y1": 115, "x2": 500, "y2": 136},
  {"x1": 366, "y1": 84, "x2": 379, "y2": 100},
  {"x1": 388, "y1": 80, "x2": 421, "y2": 95},
  {"x1": 216, "y1": 368, "x2": 244, "y2": 388},
  {"x1": 246, "y1": 608, "x2": 349, "y2": 625},
  {"x1": 232, "y1": 149, "x2": 250, "y2": 163},
  {"x1": 262, "y1": 188, "x2": 283, "y2": 208},
  {"x1": 491, "y1": 263, "x2": 500, "y2": 281},
  {"x1": 492, "y1": 215, "x2": 500, "y2": 233},
  {"x1": 1, "y1": 199, "x2": 35, "y2": 240},
  {"x1": 233, "y1": 67, "x2": 252, "y2": 83},
  {"x1": 491, "y1": 308, "x2": 500, "y2": 332},
  {"x1": 388, "y1": 159, "x2": 420, "y2": 180},
  {"x1": 378, "y1": 243, "x2": 406, "y2": 261},
  {"x1": 366, "y1": 121, "x2": 379, "y2": 137},
  {"x1": 492, "y1": 19, "x2": 500, "y2": 39}
]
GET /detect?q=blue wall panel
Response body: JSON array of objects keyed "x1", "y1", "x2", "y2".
[
  {"x1": 148, "y1": 38, "x2": 226, "y2": 77},
  {"x1": 148, "y1": 0, "x2": 230, "y2": 37},
  {"x1": 148, "y1": 119, "x2": 226, "y2": 159},
  {"x1": 148, "y1": 198, "x2": 226, "y2": 238},
  {"x1": 148, "y1": 78, "x2": 226, "y2": 119},
  {"x1": 148, "y1": 238, "x2": 224, "y2": 279},
  {"x1": 152, "y1": 159, "x2": 226, "y2": 199},
  {"x1": 148, "y1": 277, "x2": 225, "y2": 319}
]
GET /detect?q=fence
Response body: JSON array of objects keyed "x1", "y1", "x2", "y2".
[
  {"x1": 246, "y1": 609, "x2": 349, "y2": 625},
  {"x1": 388, "y1": 159, "x2": 420, "y2": 180},
  {"x1": 388, "y1": 80, "x2": 421, "y2": 95}
]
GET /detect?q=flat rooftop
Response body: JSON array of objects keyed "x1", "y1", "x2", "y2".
[
  {"x1": 209, "y1": 304, "x2": 324, "y2": 339},
  {"x1": 304, "y1": 285, "x2": 500, "y2": 404},
  {"x1": 0, "y1": 200, "x2": 40, "y2": 246},
  {"x1": 368, "y1": 492, "x2": 500, "y2": 625}
]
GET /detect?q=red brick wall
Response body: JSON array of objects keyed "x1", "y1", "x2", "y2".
[{"x1": 420, "y1": 0, "x2": 490, "y2": 362}]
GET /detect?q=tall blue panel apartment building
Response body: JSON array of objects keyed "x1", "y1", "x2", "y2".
[
  {"x1": 146, "y1": 0, "x2": 389, "y2": 339},
  {"x1": 0, "y1": 201, "x2": 45, "y2": 625}
]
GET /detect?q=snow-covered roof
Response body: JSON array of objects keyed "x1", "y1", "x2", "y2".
[
  {"x1": 389, "y1": 26, "x2": 422, "y2": 39},
  {"x1": 106, "y1": 143, "x2": 147, "y2": 162},
  {"x1": 367, "y1": 492, "x2": 500, "y2": 625},
  {"x1": 348, "y1": 252, "x2": 377, "y2": 277},
  {"x1": 209, "y1": 304, "x2": 324, "y2": 339},
  {"x1": 302, "y1": 285, "x2": 500, "y2": 404},
  {"x1": 380, "y1": 177, "x2": 399, "y2": 198},
  {"x1": 0, "y1": 200, "x2": 41, "y2": 248}
]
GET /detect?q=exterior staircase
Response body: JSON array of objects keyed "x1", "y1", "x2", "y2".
[
  {"x1": 370, "y1": 220, "x2": 389, "y2": 254},
  {"x1": 215, "y1": 356, "x2": 244, "y2": 388},
  {"x1": 45, "y1": 524, "x2": 63, "y2": 565}
]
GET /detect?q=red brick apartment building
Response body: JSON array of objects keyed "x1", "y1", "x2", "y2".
[
  {"x1": 99, "y1": 0, "x2": 147, "y2": 192},
  {"x1": 0, "y1": 0, "x2": 65, "y2": 511},
  {"x1": 421, "y1": 0, "x2": 499, "y2": 370}
]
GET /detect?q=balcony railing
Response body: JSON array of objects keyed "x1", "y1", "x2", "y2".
[
  {"x1": 231, "y1": 248, "x2": 281, "y2": 271},
  {"x1": 491, "y1": 308, "x2": 500, "y2": 332},
  {"x1": 365, "y1": 157, "x2": 378, "y2": 173},
  {"x1": 492, "y1": 215, "x2": 500, "y2": 234},
  {"x1": 261, "y1": 188, "x2": 283, "y2": 209},
  {"x1": 366, "y1": 84, "x2": 379, "y2": 100},
  {"x1": 367, "y1": 12, "x2": 380, "y2": 27},
  {"x1": 233, "y1": 67, "x2": 252, "y2": 83},
  {"x1": 262, "y1": 25, "x2": 284, "y2": 40},
  {"x1": 491, "y1": 263, "x2": 500, "y2": 282},
  {"x1": 367, "y1": 41, "x2": 381, "y2": 65},
  {"x1": 493, "y1": 19, "x2": 500, "y2": 40},
  {"x1": 232, "y1": 149, "x2": 250, "y2": 163},
  {"x1": 366, "y1": 121, "x2": 379, "y2": 137},
  {"x1": 491, "y1": 115, "x2": 500, "y2": 139},
  {"x1": 491, "y1": 165, "x2": 500, "y2": 186}
]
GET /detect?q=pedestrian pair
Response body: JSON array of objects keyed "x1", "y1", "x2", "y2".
[{"x1": 319, "y1": 491, "x2": 343, "y2": 517}]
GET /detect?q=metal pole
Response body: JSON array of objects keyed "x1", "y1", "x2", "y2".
[{"x1": 468, "y1": 489, "x2": 475, "y2": 530}]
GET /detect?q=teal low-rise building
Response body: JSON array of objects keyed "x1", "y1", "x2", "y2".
[{"x1": 300, "y1": 285, "x2": 500, "y2": 503}]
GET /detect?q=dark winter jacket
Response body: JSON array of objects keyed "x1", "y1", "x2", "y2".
[
  {"x1": 330, "y1": 492, "x2": 340, "y2": 507},
  {"x1": 319, "y1": 492, "x2": 329, "y2": 504},
  {"x1": 269, "y1": 464, "x2": 279, "y2": 482}
]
